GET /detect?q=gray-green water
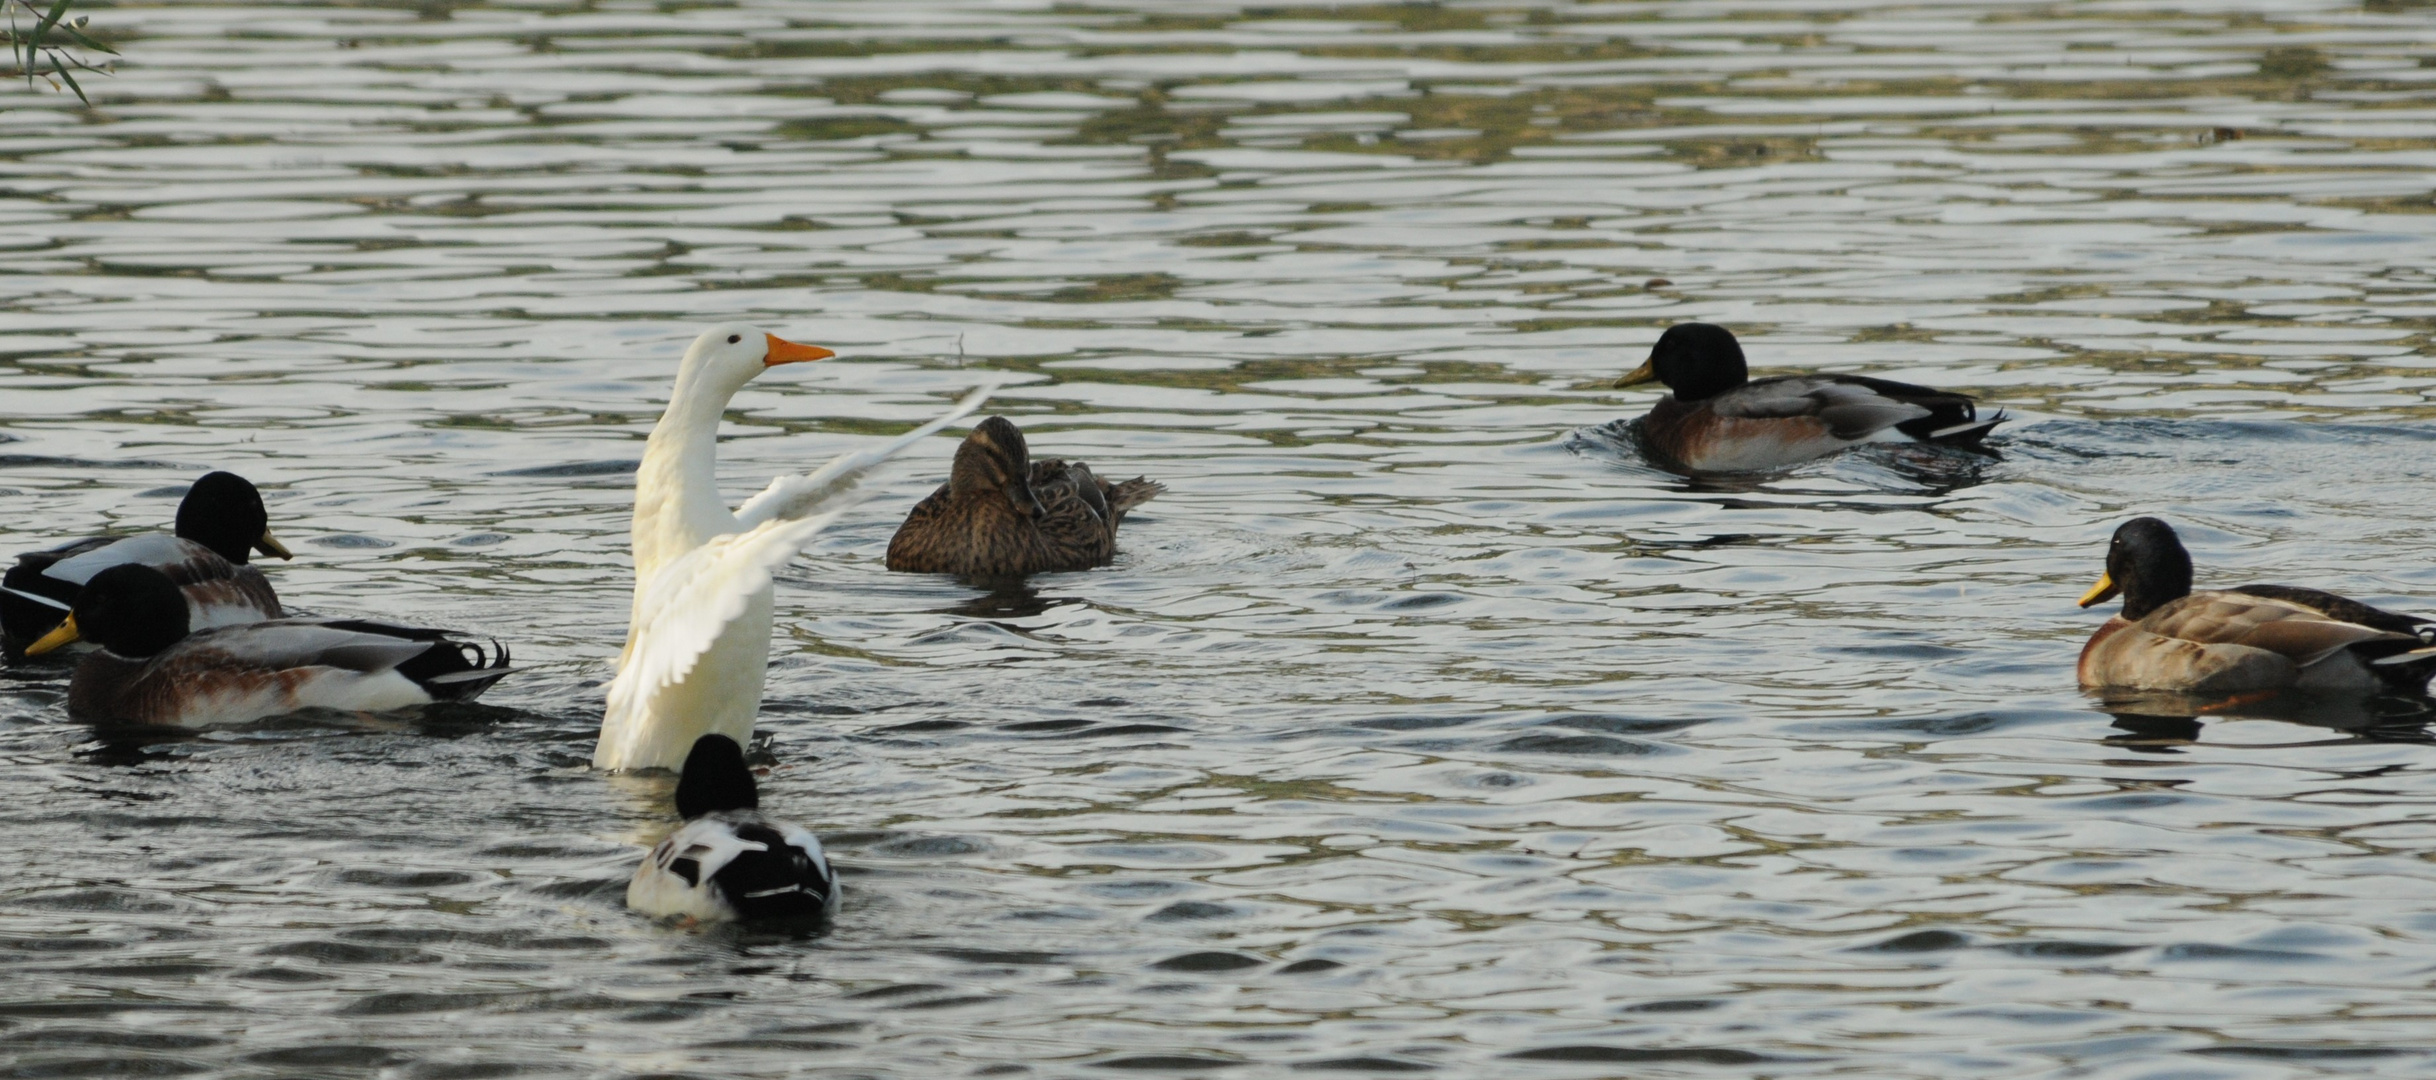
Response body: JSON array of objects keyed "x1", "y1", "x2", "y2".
[{"x1": 5, "y1": 1, "x2": 2436, "y2": 1076}]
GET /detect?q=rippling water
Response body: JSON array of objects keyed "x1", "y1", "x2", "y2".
[{"x1": 5, "y1": 0, "x2": 2436, "y2": 1076}]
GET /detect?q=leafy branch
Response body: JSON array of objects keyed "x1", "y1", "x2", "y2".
[{"x1": 5, "y1": 0, "x2": 115, "y2": 105}]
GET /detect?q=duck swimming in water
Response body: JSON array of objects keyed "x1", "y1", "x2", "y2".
[
  {"x1": 627, "y1": 733, "x2": 838, "y2": 923},
  {"x1": 885, "y1": 415, "x2": 1164, "y2": 578},
  {"x1": 3, "y1": 471, "x2": 290, "y2": 658},
  {"x1": 2078, "y1": 517, "x2": 2436, "y2": 696},
  {"x1": 594, "y1": 323, "x2": 991, "y2": 772},
  {"x1": 1611, "y1": 323, "x2": 2003, "y2": 473},
  {"x1": 27, "y1": 563, "x2": 509, "y2": 727}
]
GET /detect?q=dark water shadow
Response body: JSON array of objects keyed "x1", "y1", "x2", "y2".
[
  {"x1": 933, "y1": 580, "x2": 1076, "y2": 621},
  {"x1": 74, "y1": 727, "x2": 210, "y2": 767},
  {"x1": 2096, "y1": 688, "x2": 2436, "y2": 752},
  {"x1": 68, "y1": 702, "x2": 528, "y2": 766},
  {"x1": 697, "y1": 913, "x2": 839, "y2": 950}
]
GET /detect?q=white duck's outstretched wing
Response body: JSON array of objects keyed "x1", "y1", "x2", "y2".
[
  {"x1": 601, "y1": 387, "x2": 994, "y2": 769},
  {"x1": 604, "y1": 503, "x2": 855, "y2": 734},
  {"x1": 732, "y1": 383, "x2": 995, "y2": 530}
]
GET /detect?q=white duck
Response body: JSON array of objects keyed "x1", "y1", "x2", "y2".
[{"x1": 594, "y1": 323, "x2": 989, "y2": 771}]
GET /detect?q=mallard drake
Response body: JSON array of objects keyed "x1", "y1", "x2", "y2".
[
  {"x1": 594, "y1": 324, "x2": 990, "y2": 771},
  {"x1": 885, "y1": 415, "x2": 1165, "y2": 577},
  {"x1": 3, "y1": 471, "x2": 291, "y2": 657},
  {"x1": 27, "y1": 563, "x2": 510, "y2": 727},
  {"x1": 1611, "y1": 323, "x2": 2003, "y2": 472},
  {"x1": 628, "y1": 733, "x2": 838, "y2": 923},
  {"x1": 2077, "y1": 517, "x2": 2436, "y2": 695}
]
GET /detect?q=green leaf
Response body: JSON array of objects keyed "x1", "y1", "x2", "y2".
[
  {"x1": 52, "y1": 52, "x2": 86, "y2": 104},
  {"x1": 57, "y1": 26, "x2": 117, "y2": 54}
]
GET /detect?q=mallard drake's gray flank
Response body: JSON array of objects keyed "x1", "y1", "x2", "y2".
[
  {"x1": 1612, "y1": 323, "x2": 2003, "y2": 473},
  {"x1": 30, "y1": 563, "x2": 509, "y2": 727}
]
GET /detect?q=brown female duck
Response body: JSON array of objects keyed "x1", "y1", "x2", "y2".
[
  {"x1": 2077, "y1": 517, "x2": 2436, "y2": 695},
  {"x1": 886, "y1": 416, "x2": 1164, "y2": 577}
]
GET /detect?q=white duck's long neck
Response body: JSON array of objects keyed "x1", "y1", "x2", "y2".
[{"x1": 633, "y1": 366, "x2": 747, "y2": 582}]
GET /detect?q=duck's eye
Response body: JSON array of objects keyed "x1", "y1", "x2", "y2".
[{"x1": 727, "y1": 334, "x2": 742, "y2": 344}]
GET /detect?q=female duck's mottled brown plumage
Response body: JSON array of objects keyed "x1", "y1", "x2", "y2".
[{"x1": 886, "y1": 416, "x2": 1164, "y2": 577}]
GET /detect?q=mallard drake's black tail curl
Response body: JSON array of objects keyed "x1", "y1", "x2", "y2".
[
  {"x1": 885, "y1": 416, "x2": 1164, "y2": 578},
  {"x1": 2077, "y1": 517, "x2": 2436, "y2": 696}
]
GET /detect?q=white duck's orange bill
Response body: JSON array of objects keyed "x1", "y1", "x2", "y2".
[{"x1": 765, "y1": 335, "x2": 836, "y2": 366}]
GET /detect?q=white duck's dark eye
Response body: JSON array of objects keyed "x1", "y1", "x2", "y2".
[{"x1": 727, "y1": 334, "x2": 742, "y2": 344}]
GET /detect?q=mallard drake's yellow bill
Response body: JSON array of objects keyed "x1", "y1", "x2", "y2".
[
  {"x1": 257, "y1": 528, "x2": 293, "y2": 561},
  {"x1": 25, "y1": 614, "x2": 80, "y2": 656},
  {"x1": 1613, "y1": 359, "x2": 1659, "y2": 388},
  {"x1": 2078, "y1": 572, "x2": 2120, "y2": 608}
]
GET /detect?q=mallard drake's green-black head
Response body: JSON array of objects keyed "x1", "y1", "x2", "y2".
[
  {"x1": 1614, "y1": 322, "x2": 1749, "y2": 402},
  {"x1": 2080, "y1": 516, "x2": 2195, "y2": 620},
  {"x1": 176, "y1": 471, "x2": 292, "y2": 565},
  {"x1": 39, "y1": 563, "x2": 191, "y2": 658}
]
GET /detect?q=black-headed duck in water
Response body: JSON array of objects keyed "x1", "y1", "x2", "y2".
[
  {"x1": 1613, "y1": 323, "x2": 2003, "y2": 473},
  {"x1": 2076, "y1": 517, "x2": 2436, "y2": 696},
  {"x1": 3, "y1": 470, "x2": 291, "y2": 658}
]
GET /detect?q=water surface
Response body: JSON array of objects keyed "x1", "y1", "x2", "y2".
[{"x1": 5, "y1": 1, "x2": 2436, "y2": 1076}]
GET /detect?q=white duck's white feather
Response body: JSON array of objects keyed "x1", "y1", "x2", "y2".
[
  {"x1": 732, "y1": 391, "x2": 995, "y2": 529},
  {"x1": 592, "y1": 324, "x2": 990, "y2": 772},
  {"x1": 598, "y1": 507, "x2": 852, "y2": 770}
]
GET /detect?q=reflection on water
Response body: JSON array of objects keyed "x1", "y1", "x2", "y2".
[
  {"x1": 2102, "y1": 687, "x2": 2436, "y2": 751},
  {"x1": 4, "y1": 0, "x2": 2436, "y2": 1076}
]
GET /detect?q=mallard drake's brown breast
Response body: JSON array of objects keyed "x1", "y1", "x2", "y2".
[
  {"x1": 885, "y1": 416, "x2": 1164, "y2": 578},
  {"x1": 2076, "y1": 517, "x2": 2436, "y2": 696},
  {"x1": 1612, "y1": 323, "x2": 2003, "y2": 473}
]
